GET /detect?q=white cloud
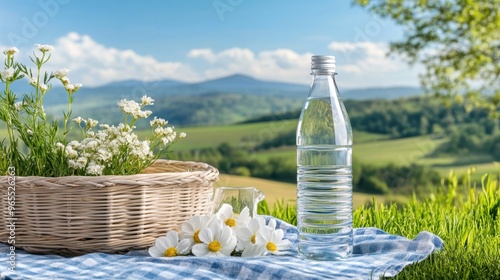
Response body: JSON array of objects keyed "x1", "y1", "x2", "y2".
[
  {"x1": 45, "y1": 32, "x2": 197, "y2": 86},
  {"x1": 0, "y1": 33, "x2": 421, "y2": 88},
  {"x1": 188, "y1": 47, "x2": 313, "y2": 84},
  {"x1": 328, "y1": 41, "x2": 422, "y2": 87}
]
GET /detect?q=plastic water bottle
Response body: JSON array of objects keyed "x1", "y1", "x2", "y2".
[{"x1": 296, "y1": 55, "x2": 353, "y2": 260}]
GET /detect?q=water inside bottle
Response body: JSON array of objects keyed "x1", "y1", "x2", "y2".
[{"x1": 297, "y1": 145, "x2": 353, "y2": 260}]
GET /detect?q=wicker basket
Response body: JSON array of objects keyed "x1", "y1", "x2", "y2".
[{"x1": 0, "y1": 160, "x2": 218, "y2": 256}]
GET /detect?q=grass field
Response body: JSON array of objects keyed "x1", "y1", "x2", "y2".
[
  {"x1": 3, "y1": 117, "x2": 499, "y2": 183},
  {"x1": 172, "y1": 120, "x2": 298, "y2": 151},
  {"x1": 250, "y1": 134, "x2": 500, "y2": 181},
  {"x1": 166, "y1": 119, "x2": 390, "y2": 152},
  {"x1": 260, "y1": 173, "x2": 500, "y2": 279},
  {"x1": 216, "y1": 174, "x2": 407, "y2": 208}
]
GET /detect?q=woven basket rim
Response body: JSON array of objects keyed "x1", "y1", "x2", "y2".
[
  {"x1": 0, "y1": 159, "x2": 219, "y2": 189},
  {"x1": 1, "y1": 159, "x2": 213, "y2": 179}
]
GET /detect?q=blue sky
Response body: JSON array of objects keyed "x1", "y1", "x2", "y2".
[{"x1": 0, "y1": 0, "x2": 422, "y2": 88}]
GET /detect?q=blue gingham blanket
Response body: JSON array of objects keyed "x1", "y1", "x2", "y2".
[{"x1": 0, "y1": 218, "x2": 443, "y2": 280}]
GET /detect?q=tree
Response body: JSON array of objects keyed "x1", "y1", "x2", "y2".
[{"x1": 354, "y1": 0, "x2": 500, "y2": 117}]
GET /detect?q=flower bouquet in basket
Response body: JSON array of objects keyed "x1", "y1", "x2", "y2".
[{"x1": 0, "y1": 45, "x2": 218, "y2": 256}]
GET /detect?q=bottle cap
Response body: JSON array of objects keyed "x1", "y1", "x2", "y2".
[{"x1": 311, "y1": 55, "x2": 336, "y2": 75}]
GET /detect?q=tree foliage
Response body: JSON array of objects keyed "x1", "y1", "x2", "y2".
[{"x1": 354, "y1": 0, "x2": 500, "y2": 116}]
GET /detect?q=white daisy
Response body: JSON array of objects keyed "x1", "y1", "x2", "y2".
[
  {"x1": 216, "y1": 203, "x2": 251, "y2": 231},
  {"x1": 148, "y1": 230, "x2": 190, "y2": 257},
  {"x1": 191, "y1": 221, "x2": 237, "y2": 257},
  {"x1": 180, "y1": 215, "x2": 214, "y2": 246},
  {"x1": 235, "y1": 216, "x2": 266, "y2": 252},
  {"x1": 242, "y1": 224, "x2": 291, "y2": 257}
]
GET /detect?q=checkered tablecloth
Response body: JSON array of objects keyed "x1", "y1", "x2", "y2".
[{"x1": 0, "y1": 218, "x2": 443, "y2": 280}]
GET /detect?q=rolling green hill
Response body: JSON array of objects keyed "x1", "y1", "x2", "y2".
[{"x1": 172, "y1": 119, "x2": 499, "y2": 183}]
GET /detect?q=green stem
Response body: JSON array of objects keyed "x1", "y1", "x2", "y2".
[
  {"x1": 63, "y1": 95, "x2": 73, "y2": 141},
  {"x1": 33, "y1": 52, "x2": 46, "y2": 173},
  {"x1": 4, "y1": 83, "x2": 16, "y2": 165}
]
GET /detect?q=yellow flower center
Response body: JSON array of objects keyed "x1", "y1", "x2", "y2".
[
  {"x1": 163, "y1": 247, "x2": 177, "y2": 257},
  {"x1": 193, "y1": 230, "x2": 202, "y2": 243},
  {"x1": 208, "y1": 240, "x2": 222, "y2": 252},
  {"x1": 266, "y1": 242, "x2": 277, "y2": 252},
  {"x1": 225, "y1": 218, "x2": 236, "y2": 227},
  {"x1": 251, "y1": 234, "x2": 256, "y2": 244}
]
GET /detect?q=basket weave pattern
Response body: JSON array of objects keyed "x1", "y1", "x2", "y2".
[{"x1": 0, "y1": 160, "x2": 218, "y2": 256}]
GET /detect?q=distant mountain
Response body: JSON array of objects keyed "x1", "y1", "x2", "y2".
[
  {"x1": 189, "y1": 74, "x2": 307, "y2": 93},
  {"x1": 102, "y1": 79, "x2": 187, "y2": 88},
  {"x1": 9, "y1": 74, "x2": 423, "y2": 126},
  {"x1": 30, "y1": 74, "x2": 422, "y2": 105}
]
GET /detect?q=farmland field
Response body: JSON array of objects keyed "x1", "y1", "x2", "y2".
[{"x1": 216, "y1": 174, "x2": 406, "y2": 208}]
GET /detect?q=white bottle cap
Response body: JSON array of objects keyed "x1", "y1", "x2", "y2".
[{"x1": 311, "y1": 55, "x2": 336, "y2": 75}]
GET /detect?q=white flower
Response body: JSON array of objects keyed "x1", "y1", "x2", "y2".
[
  {"x1": 14, "y1": 102, "x2": 23, "y2": 111},
  {"x1": 191, "y1": 221, "x2": 237, "y2": 257},
  {"x1": 55, "y1": 142, "x2": 65, "y2": 151},
  {"x1": 27, "y1": 129, "x2": 33, "y2": 135},
  {"x1": 60, "y1": 76, "x2": 70, "y2": 85},
  {"x1": 3, "y1": 47, "x2": 19, "y2": 56},
  {"x1": 86, "y1": 162, "x2": 103, "y2": 175},
  {"x1": 39, "y1": 84, "x2": 48, "y2": 93},
  {"x1": 68, "y1": 157, "x2": 88, "y2": 169},
  {"x1": 216, "y1": 204, "x2": 250, "y2": 231},
  {"x1": 118, "y1": 99, "x2": 140, "y2": 113},
  {"x1": 73, "y1": 117, "x2": 84, "y2": 124},
  {"x1": 65, "y1": 84, "x2": 75, "y2": 92},
  {"x1": 150, "y1": 117, "x2": 167, "y2": 127},
  {"x1": 63, "y1": 82, "x2": 82, "y2": 94},
  {"x1": 154, "y1": 127, "x2": 166, "y2": 137},
  {"x1": 140, "y1": 110, "x2": 152, "y2": 118},
  {"x1": 160, "y1": 135, "x2": 176, "y2": 145},
  {"x1": 84, "y1": 140, "x2": 98, "y2": 150},
  {"x1": 68, "y1": 159, "x2": 78, "y2": 169},
  {"x1": 235, "y1": 216, "x2": 267, "y2": 252},
  {"x1": 65, "y1": 146, "x2": 78, "y2": 159},
  {"x1": 179, "y1": 132, "x2": 187, "y2": 138},
  {"x1": 96, "y1": 148, "x2": 112, "y2": 162},
  {"x1": 68, "y1": 140, "x2": 81, "y2": 149},
  {"x1": 141, "y1": 95, "x2": 154, "y2": 106},
  {"x1": 1, "y1": 68, "x2": 14, "y2": 80},
  {"x1": 29, "y1": 78, "x2": 38, "y2": 86},
  {"x1": 117, "y1": 99, "x2": 153, "y2": 119},
  {"x1": 85, "y1": 118, "x2": 98, "y2": 129},
  {"x1": 54, "y1": 68, "x2": 70, "y2": 79},
  {"x1": 35, "y1": 44, "x2": 53, "y2": 52},
  {"x1": 180, "y1": 215, "x2": 215, "y2": 246},
  {"x1": 149, "y1": 230, "x2": 191, "y2": 257},
  {"x1": 76, "y1": 157, "x2": 88, "y2": 166},
  {"x1": 242, "y1": 223, "x2": 291, "y2": 257}
]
